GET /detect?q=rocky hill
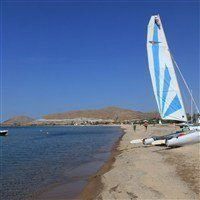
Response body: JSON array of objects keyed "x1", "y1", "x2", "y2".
[
  {"x1": 43, "y1": 106, "x2": 159, "y2": 121},
  {"x1": 2, "y1": 116, "x2": 35, "y2": 126}
]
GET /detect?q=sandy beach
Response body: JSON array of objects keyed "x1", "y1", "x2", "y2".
[{"x1": 80, "y1": 124, "x2": 200, "y2": 199}]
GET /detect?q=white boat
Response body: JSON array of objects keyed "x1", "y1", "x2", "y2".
[
  {"x1": 130, "y1": 139, "x2": 143, "y2": 144},
  {"x1": 130, "y1": 14, "x2": 200, "y2": 147},
  {"x1": 180, "y1": 124, "x2": 200, "y2": 131},
  {"x1": 177, "y1": 121, "x2": 200, "y2": 131},
  {"x1": 0, "y1": 130, "x2": 8, "y2": 136},
  {"x1": 166, "y1": 131, "x2": 200, "y2": 147},
  {"x1": 188, "y1": 125, "x2": 200, "y2": 131}
]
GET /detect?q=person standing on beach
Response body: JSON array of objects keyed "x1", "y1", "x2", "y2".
[
  {"x1": 132, "y1": 123, "x2": 137, "y2": 132},
  {"x1": 144, "y1": 121, "x2": 148, "y2": 131}
]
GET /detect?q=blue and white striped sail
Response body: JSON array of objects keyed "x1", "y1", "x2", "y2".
[{"x1": 146, "y1": 15, "x2": 187, "y2": 122}]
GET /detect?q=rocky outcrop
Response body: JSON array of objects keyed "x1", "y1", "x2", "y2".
[{"x1": 2, "y1": 116, "x2": 35, "y2": 126}]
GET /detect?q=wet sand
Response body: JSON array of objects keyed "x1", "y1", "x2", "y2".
[
  {"x1": 79, "y1": 128, "x2": 125, "y2": 200},
  {"x1": 81, "y1": 124, "x2": 200, "y2": 199}
]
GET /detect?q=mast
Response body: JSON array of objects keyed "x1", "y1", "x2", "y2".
[{"x1": 191, "y1": 90, "x2": 193, "y2": 123}]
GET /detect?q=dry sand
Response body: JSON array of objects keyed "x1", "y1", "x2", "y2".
[{"x1": 81, "y1": 124, "x2": 200, "y2": 200}]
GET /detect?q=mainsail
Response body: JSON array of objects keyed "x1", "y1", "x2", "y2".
[{"x1": 146, "y1": 15, "x2": 187, "y2": 122}]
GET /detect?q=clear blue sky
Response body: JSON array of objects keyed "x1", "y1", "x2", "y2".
[{"x1": 1, "y1": 1, "x2": 199, "y2": 120}]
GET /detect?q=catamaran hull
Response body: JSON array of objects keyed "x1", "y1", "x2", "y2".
[
  {"x1": 131, "y1": 138, "x2": 166, "y2": 145},
  {"x1": 130, "y1": 130, "x2": 184, "y2": 145},
  {"x1": 130, "y1": 139, "x2": 143, "y2": 144},
  {"x1": 152, "y1": 140, "x2": 166, "y2": 145},
  {"x1": 142, "y1": 131, "x2": 183, "y2": 145},
  {"x1": 188, "y1": 125, "x2": 200, "y2": 131},
  {"x1": 166, "y1": 131, "x2": 200, "y2": 147},
  {"x1": 143, "y1": 138, "x2": 154, "y2": 145}
]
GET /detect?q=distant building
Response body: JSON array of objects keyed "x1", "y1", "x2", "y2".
[{"x1": 36, "y1": 118, "x2": 114, "y2": 125}]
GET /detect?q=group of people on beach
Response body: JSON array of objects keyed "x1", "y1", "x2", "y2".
[{"x1": 132, "y1": 121, "x2": 148, "y2": 132}]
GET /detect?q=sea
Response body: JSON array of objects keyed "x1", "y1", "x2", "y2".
[{"x1": 0, "y1": 126, "x2": 123, "y2": 200}]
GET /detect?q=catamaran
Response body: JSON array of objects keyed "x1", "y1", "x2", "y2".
[{"x1": 131, "y1": 14, "x2": 200, "y2": 147}]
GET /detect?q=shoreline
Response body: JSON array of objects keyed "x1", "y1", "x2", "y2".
[
  {"x1": 33, "y1": 125, "x2": 124, "y2": 200},
  {"x1": 80, "y1": 124, "x2": 199, "y2": 199},
  {"x1": 78, "y1": 126, "x2": 126, "y2": 200}
]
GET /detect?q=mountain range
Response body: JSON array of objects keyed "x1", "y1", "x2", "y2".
[
  {"x1": 43, "y1": 106, "x2": 159, "y2": 121},
  {"x1": 2, "y1": 107, "x2": 159, "y2": 126}
]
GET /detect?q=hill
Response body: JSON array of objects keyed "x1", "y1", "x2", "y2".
[
  {"x1": 43, "y1": 106, "x2": 159, "y2": 121},
  {"x1": 2, "y1": 116, "x2": 35, "y2": 126}
]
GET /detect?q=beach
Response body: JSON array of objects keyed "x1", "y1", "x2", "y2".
[{"x1": 80, "y1": 124, "x2": 200, "y2": 199}]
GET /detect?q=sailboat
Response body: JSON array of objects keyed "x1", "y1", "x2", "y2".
[{"x1": 131, "y1": 14, "x2": 200, "y2": 147}]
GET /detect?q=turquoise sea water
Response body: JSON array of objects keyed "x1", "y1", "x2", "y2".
[{"x1": 0, "y1": 126, "x2": 122, "y2": 200}]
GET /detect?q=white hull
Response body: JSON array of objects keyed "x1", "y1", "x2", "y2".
[
  {"x1": 144, "y1": 139, "x2": 167, "y2": 146},
  {"x1": 188, "y1": 125, "x2": 200, "y2": 131},
  {"x1": 166, "y1": 131, "x2": 200, "y2": 147},
  {"x1": 152, "y1": 140, "x2": 165, "y2": 145},
  {"x1": 143, "y1": 138, "x2": 154, "y2": 145},
  {"x1": 130, "y1": 139, "x2": 143, "y2": 144},
  {"x1": 130, "y1": 138, "x2": 165, "y2": 145},
  {"x1": 0, "y1": 130, "x2": 8, "y2": 136},
  {"x1": 130, "y1": 130, "x2": 182, "y2": 145}
]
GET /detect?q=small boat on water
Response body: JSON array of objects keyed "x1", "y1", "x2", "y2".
[{"x1": 0, "y1": 130, "x2": 8, "y2": 136}]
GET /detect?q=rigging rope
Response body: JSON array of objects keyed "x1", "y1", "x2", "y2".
[{"x1": 170, "y1": 53, "x2": 200, "y2": 114}]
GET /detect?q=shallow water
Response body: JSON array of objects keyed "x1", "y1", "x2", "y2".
[{"x1": 0, "y1": 126, "x2": 122, "y2": 199}]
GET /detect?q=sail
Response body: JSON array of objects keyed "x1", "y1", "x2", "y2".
[{"x1": 146, "y1": 15, "x2": 187, "y2": 122}]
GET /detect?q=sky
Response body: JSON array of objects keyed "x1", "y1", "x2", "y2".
[{"x1": 1, "y1": 0, "x2": 199, "y2": 120}]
